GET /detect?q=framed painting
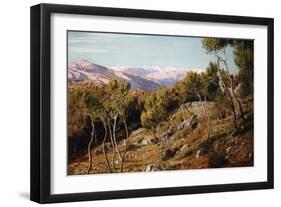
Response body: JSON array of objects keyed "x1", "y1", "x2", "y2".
[{"x1": 30, "y1": 3, "x2": 274, "y2": 203}]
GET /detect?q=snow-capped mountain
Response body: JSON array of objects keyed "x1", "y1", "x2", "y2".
[
  {"x1": 111, "y1": 66, "x2": 191, "y2": 86},
  {"x1": 68, "y1": 60, "x2": 202, "y2": 90},
  {"x1": 68, "y1": 60, "x2": 162, "y2": 91},
  {"x1": 111, "y1": 66, "x2": 158, "y2": 77}
]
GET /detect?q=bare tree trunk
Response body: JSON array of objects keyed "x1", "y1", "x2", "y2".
[
  {"x1": 120, "y1": 120, "x2": 129, "y2": 173},
  {"x1": 113, "y1": 115, "x2": 122, "y2": 165},
  {"x1": 196, "y1": 90, "x2": 212, "y2": 139},
  {"x1": 220, "y1": 49, "x2": 245, "y2": 120},
  {"x1": 101, "y1": 120, "x2": 112, "y2": 173},
  {"x1": 87, "y1": 115, "x2": 95, "y2": 174},
  {"x1": 216, "y1": 58, "x2": 238, "y2": 129},
  {"x1": 232, "y1": 90, "x2": 245, "y2": 120}
]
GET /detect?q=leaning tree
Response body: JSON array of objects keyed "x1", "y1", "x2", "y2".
[
  {"x1": 202, "y1": 38, "x2": 245, "y2": 129},
  {"x1": 82, "y1": 85, "x2": 104, "y2": 174}
]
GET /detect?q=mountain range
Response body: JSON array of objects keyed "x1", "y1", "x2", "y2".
[{"x1": 68, "y1": 59, "x2": 195, "y2": 91}]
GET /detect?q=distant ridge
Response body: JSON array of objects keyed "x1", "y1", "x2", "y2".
[{"x1": 68, "y1": 59, "x2": 162, "y2": 91}]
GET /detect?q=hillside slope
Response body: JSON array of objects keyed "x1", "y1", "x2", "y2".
[{"x1": 68, "y1": 98, "x2": 254, "y2": 174}]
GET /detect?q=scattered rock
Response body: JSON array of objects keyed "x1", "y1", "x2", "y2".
[
  {"x1": 131, "y1": 128, "x2": 145, "y2": 136},
  {"x1": 145, "y1": 163, "x2": 160, "y2": 172},
  {"x1": 177, "y1": 115, "x2": 199, "y2": 130},
  {"x1": 127, "y1": 153, "x2": 136, "y2": 159},
  {"x1": 136, "y1": 137, "x2": 151, "y2": 145},
  {"x1": 177, "y1": 120, "x2": 189, "y2": 130},
  {"x1": 114, "y1": 160, "x2": 120, "y2": 166},
  {"x1": 141, "y1": 138, "x2": 150, "y2": 145},
  {"x1": 177, "y1": 144, "x2": 189, "y2": 153},
  {"x1": 94, "y1": 146, "x2": 103, "y2": 155},
  {"x1": 248, "y1": 151, "x2": 253, "y2": 158},
  {"x1": 226, "y1": 146, "x2": 232, "y2": 153},
  {"x1": 104, "y1": 143, "x2": 112, "y2": 151},
  {"x1": 196, "y1": 149, "x2": 202, "y2": 159},
  {"x1": 191, "y1": 102, "x2": 201, "y2": 107},
  {"x1": 160, "y1": 126, "x2": 174, "y2": 140},
  {"x1": 189, "y1": 115, "x2": 199, "y2": 129}
]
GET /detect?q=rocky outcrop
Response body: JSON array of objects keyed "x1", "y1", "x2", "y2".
[
  {"x1": 177, "y1": 115, "x2": 199, "y2": 130},
  {"x1": 196, "y1": 149, "x2": 203, "y2": 159},
  {"x1": 177, "y1": 144, "x2": 189, "y2": 154},
  {"x1": 135, "y1": 137, "x2": 152, "y2": 145},
  {"x1": 145, "y1": 163, "x2": 161, "y2": 172},
  {"x1": 160, "y1": 126, "x2": 174, "y2": 141},
  {"x1": 131, "y1": 128, "x2": 146, "y2": 136}
]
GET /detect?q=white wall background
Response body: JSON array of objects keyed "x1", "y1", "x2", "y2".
[{"x1": 0, "y1": 0, "x2": 279, "y2": 206}]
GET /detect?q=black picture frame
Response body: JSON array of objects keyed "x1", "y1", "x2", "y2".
[{"x1": 30, "y1": 3, "x2": 274, "y2": 204}]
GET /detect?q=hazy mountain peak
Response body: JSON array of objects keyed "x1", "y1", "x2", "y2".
[
  {"x1": 111, "y1": 66, "x2": 196, "y2": 86},
  {"x1": 68, "y1": 60, "x2": 204, "y2": 89},
  {"x1": 68, "y1": 60, "x2": 163, "y2": 91}
]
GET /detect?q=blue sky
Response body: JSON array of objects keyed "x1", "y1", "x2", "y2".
[{"x1": 68, "y1": 31, "x2": 239, "y2": 72}]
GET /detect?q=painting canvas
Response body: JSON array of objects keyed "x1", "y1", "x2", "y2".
[{"x1": 67, "y1": 31, "x2": 254, "y2": 175}]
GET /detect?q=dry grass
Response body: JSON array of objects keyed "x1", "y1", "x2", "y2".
[{"x1": 68, "y1": 99, "x2": 254, "y2": 175}]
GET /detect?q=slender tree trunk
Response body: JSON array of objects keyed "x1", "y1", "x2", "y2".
[
  {"x1": 196, "y1": 90, "x2": 212, "y2": 139},
  {"x1": 113, "y1": 115, "x2": 122, "y2": 165},
  {"x1": 216, "y1": 58, "x2": 238, "y2": 129},
  {"x1": 101, "y1": 120, "x2": 112, "y2": 173},
  {"x1": 232, "y1": 88, "x2": 245, "y2": 120},
  {"x1": 87, "y1": 115, "x2": 95, "y2": 174},
  {"x1": 120, "y1": 120, "x2": 129, "y2": 173},
  {"x1": 220, "y1": 50, "x2": 245, "y2": 120}
]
